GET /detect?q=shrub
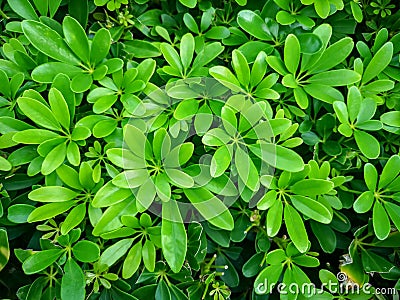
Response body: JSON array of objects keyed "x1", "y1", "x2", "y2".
[{"x1": 0, "y1": 0, "x2": 399, "y2": 299}]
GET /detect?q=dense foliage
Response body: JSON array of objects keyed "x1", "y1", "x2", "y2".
[{"x1": 0, "y1": 0, "x2": 399, "y2": 299}]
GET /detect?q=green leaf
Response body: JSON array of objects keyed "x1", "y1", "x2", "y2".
[
  {"x1": 123, "y1": 242, "x2": 142, "y2": 279},
  {"x1": 28, "y1": 201, "x2": 75, "y2": 222},
  {"x1": 61, "y1": 203, "x2": 86, "y2": 235},
  {"x1": 0, "y1": 229, "x2": 10, "y2": 272},
  {"x1": 308, "y1": 70, "x2": 361, "y2": 86},
  {"x1": 31, "y1": 62, "x2": 82, "y2": 83},
  {"x1": 381, "y1": 111, "x2": 400, "y2": 127},
  {"x1": 123, "y1": 124, "x2": 148, "y2": 159},
  {"x1": 209, "y1": 66, "x2": 241, "y2": 91},
  {"x1": 298, "y1": 33, "x2": 323, "y2": 54},
  {"x1": 135, "y1": 178, "x2": 156, "y2": 212},
  {"x1": 254, "y1": 264, "x2": 284, "y2": 294},
  {"x1": 72, "y1": 240, "x2": 100, "y2": 262},
  {"x1": 124, "y1": 40, "x2": 161, "y2": 58},
  {"x1": 41, "y1": 141, "x2": 67, "y2": 175},
  {"x1": 17, "y1": 97, "x2": 61, "y2": 131},
  {"x1": 92, "y1": 181, "x2": 132, "y2": 207},
  {"x1": 310, "y1": 37, "x2": 354, "y2": 73},
  {"x1": 284, "y1": 34, "x2": 300, "y2": 74},
  {"x1": 183, "y1": 13, "x2": 199, "y2": 34},
  {"x1": 232, "y1": 49, "x2": 250, "y2": 87},
  {"x1": 7, "y1": 204, "x2": 35, "y2": 223},
  {"x1": 290, "y1": 195, "x2": 333, "y2": 224},
  {"x1": 266, "y1": 200, "x2": 283, "y2": 237},
  {"x1": 354, "y1": 130, "x2": 380, "y2": 159},
  {"x1": 361, "y1": 250, "x2": 393, "y2": 273},
  {"x1": 22, "y1": 249, "x2": 64, "y2": 274},
  {"x1": 373, "y1": 201, "x2": 390, "y2": 240},
  {"x1": 353, "y1": 191, "x2": 374, "y2": 213},
  {"x1": 362, "y1": 42, "x2": 393, "y2": 84},
  {"x1": 313, "y1": 0, "x2": 330, "y2": 18},
  {"x1": 165, "y1": 169, "x2": 194, "y2": 188},
  {"x1": 92, "y1": 197, "x2": 137, "y2": 236},
  {"x1": 310, "y1": 222, "x2": 336, "y2": 253},
  {"x1": 347, "y1": 86, "x2": 362, "y2": 123},
  {"x1": 0, "y1": 157, "x2": 12, "y2": 171},
  {"x1": 29, "y1": 186, "x2": 78, "y2": 202},
  {"x1": 250, "y1": 51, "x2": 267, "y2": 87},
  {"x1": 303, "y1": 84, "x2": 344, "y2": 104},
  {"x1": 61, "y1": 258, "x2": 85, "y2": 300},
  {"x1": 290, "y1": 179, "x2": 334, "y2": 196},
  {"x1": 180, "y1": 33, "x2": 194, "y2": 71},
  {"x1": 8, "y1": 0, "x2": 38, "y2": 20},
  {"x1": 235, "y1": 146, "x2": 259, "y2": 191},
  {"x1": 364, "y1": 163, "x2": 378, "y2": 191},
  {"x1": 179, "y1": 0, "x2": 196, "y2": 8},
  {"x1": 160, "y1": 43, "x2": 182, "y2": 74},
  {"x1": 284, "y1": 204, "x2": 308, "y2": 253},
  {"x1": 357, "y1": 98, "x2": 376, "y2": 123},
  {"x1": 333, "y1": 101, "x2": 349, "y2": 124},
  {"x1": 71, "y1": 73, "x2": 93, "y2": 93},
  {"x1": 192, "y1": 42, "x2": 224, "y2": 70},
  {"x1": 237, "y1": 10, "x2": 273, "y2": 41},
  {"x1": 210, "y1": 144, "x2": 232, "y2": 177},
  {"x1": 156, "y1": 280, "x2": 171, "y2": 300},
  {"x1": 161, "y1": 201, "x2": 187, "y2": 273},
  {"x1": 173, "y1": 99, "x2": 199, "y2": 120},
  {"x1": 379, "y1": 155, "x2": 400, "y2": 189},
  {"x1": 249, "y1": 142, "x2": 304, "y2": 172},
  {"x1": 384, "y1": 202, "x2": 400, "y2": 232},
  {"x1": 63, "y1": 16, "x2": 89, "y2": 63},
  {"x1": 98, "y1": 238, "x2": 134, "y2": 267},
  {"x1": 49, "y1": 88, "x2": 70, "y2": 130},
  {"x1": 90, "y1": 28, "x2": 111, "y2": 65},
  {"x1": 184, "y1": 188, "x2": 234, "y2": 230},
  {"x1": 112, "y1": 170, "x2": 148, "y2": 189},
  {"x1": 22, "y1": 20, "x2": 79, "y2": 65},
  {"x1": 142, "y1": 239, "x2": 155, "y2": 272}
]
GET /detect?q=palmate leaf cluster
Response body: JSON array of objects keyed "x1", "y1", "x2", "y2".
[{"x1": 0, "y1": 0, "x2": 399, "y2": 299}]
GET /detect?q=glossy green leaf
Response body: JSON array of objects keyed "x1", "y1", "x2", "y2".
[
  {"x1": 284, "y1": 34, "x2": 300, "y2": 74},
  {"x1": 22, "y1": 20, "x2": 79, "y2": 65},
  {"x1": 237, "y1": 10, "x2": 273, "y2": 41},
  {"x1": 0, "y1": 229, "x2": 9, "y2": 272},
  {"x1": 63, "y1": 16, "x2": 89, "y2": 63},
  {"x1": 284, "y1": 204, "x2": 308, "y2": 253},
  {"x1": 291, "y1": 195, "x2": 333, "y2": 224},
  {"x1": 17, "y1": 97, "x2": 61, "y2": 131},
  {"x1": 123, "y1": 242, "x2": 142, "y2": 279},
  {"x1": 184, "y1": 188, "x2": 234, "y2": 230},
  {"x1": 373, "y1": 201, "x2": 390, "y2": 240},
  {"x1": 61, "y1": 258, "x2": 85, "y2": 300},
  {"x1": 362, "y1": 42, "x2": 393, "y2": 84},
  {"x1": 354, "y1": 130, "x2": 380, "y2": 159},
  {"x1": 161, "y1": 201, "x2": 186, "y2": 273},
  {"x1": 22, "y1": 249, "x2": 64, "y2": 274}
]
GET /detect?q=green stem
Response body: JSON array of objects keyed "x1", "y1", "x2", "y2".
[{"x1": 0, "y1": 9, "x2": 9, "y2": 19}]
